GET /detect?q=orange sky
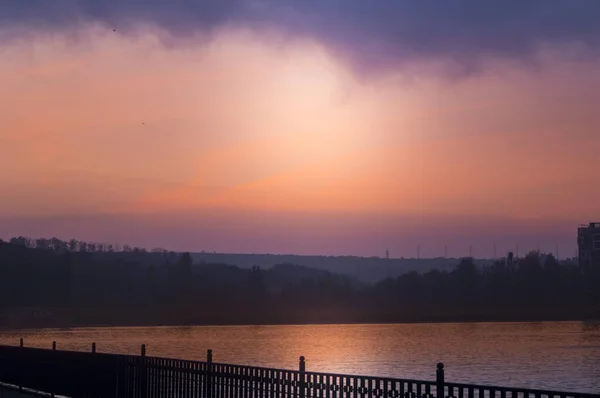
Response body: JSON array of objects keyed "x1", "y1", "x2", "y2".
[{"x1": 1, "y1": 26, "x2": 599, "y2": 256}]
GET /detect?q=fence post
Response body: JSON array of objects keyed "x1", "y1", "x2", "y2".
[
  {"x1": 436, "y1": 363, "x2": 445, "y2": 398},
  {"x1": 19, "y1": 338, "x2": 23, "y2": 392},
  {"x1": 299, "y1": 356, "x2": 306, "y2": 398},
  {"x1": 207, "y1": 349, "x2": 213, "y2": 398},
  {"x1": 92, "y1": 343, "x2": 96, "y2": 354},
  {"x1": 51, "y1": 342, "x2": 56, "y2": 397},
  {"x1": 140, "y1": 345, "x2": 147, "y2": 398}
]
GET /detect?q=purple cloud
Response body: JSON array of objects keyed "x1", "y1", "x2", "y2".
[{"x1": 2, "y1": 0, "x2": 600, "y2": 73}]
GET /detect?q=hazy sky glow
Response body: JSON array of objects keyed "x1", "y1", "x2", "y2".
[{"x1": 1, "y1": 1, "x2": 599, "y2": 257}]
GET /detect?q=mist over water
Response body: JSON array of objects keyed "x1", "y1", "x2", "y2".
[{"x1": 1, "y1": 322, "x2": 599, "y2": 393}]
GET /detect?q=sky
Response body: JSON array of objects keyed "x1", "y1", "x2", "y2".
[{"x1": 1, "y1": 1, "x2": 599, "y2": 258}]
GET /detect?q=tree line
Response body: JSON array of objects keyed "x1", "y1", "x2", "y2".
[
  {"x1": 5, "y1": 236, "x2": 170, "y2": 254},
  {"x1": 0, "y1": 236, "x2": 598, "y2": 328}
]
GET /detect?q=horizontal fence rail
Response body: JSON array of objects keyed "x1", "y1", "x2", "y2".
[{"x1": 0, "y1": 341, "x2": 598, "y2": 398}]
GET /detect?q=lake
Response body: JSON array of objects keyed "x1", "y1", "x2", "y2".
[{"x1": 1, "y1": 322, "x2": 599, "y2": 394}]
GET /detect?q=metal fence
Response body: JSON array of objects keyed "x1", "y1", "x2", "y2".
[{"x1": 0, "y1": 341, "x2": 597, "y2": 398}]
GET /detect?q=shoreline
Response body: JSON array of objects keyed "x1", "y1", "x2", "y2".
[{"x1": 2, "y1": 315, "x2": 599, "y2": 332}]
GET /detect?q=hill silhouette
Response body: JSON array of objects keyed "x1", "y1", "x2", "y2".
[
  {"x1": 190, "y1": 252, "x2": 495, "y2": 284},
  {"x1": 1, "y1": 236, "x2": 598, "y2": 329}
]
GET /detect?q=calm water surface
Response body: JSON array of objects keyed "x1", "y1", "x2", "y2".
[{"x1": 1, "y1": 322, "x2": 599, "y2": 394}]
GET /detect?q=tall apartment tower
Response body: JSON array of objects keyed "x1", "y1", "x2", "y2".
[{"x1": 577, "y1": 222, "x2": 600, "y2": 267}]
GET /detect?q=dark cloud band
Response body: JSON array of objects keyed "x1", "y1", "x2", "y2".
[{"x1": 2, "y1": 0, "x2": 600, "y2": 72}]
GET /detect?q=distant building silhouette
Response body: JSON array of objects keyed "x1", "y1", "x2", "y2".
[{"x1": 577, "y1": 222, "x2": 600, "y2": 267}]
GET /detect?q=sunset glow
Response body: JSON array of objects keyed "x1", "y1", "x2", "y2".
[{"x1": 2, "y1": 2, "x2": 600, "y2": 257}]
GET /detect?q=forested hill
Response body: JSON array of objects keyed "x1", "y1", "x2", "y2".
[
  {"x1": 191, "y1": 252, "x2": 494, "y2": 283},
  {"x1": 2, "y1": 236, "x2": 500, "y2": 284},
  {"x1": 1, "y1": 236, "x2": 599, "y2": 329}
]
